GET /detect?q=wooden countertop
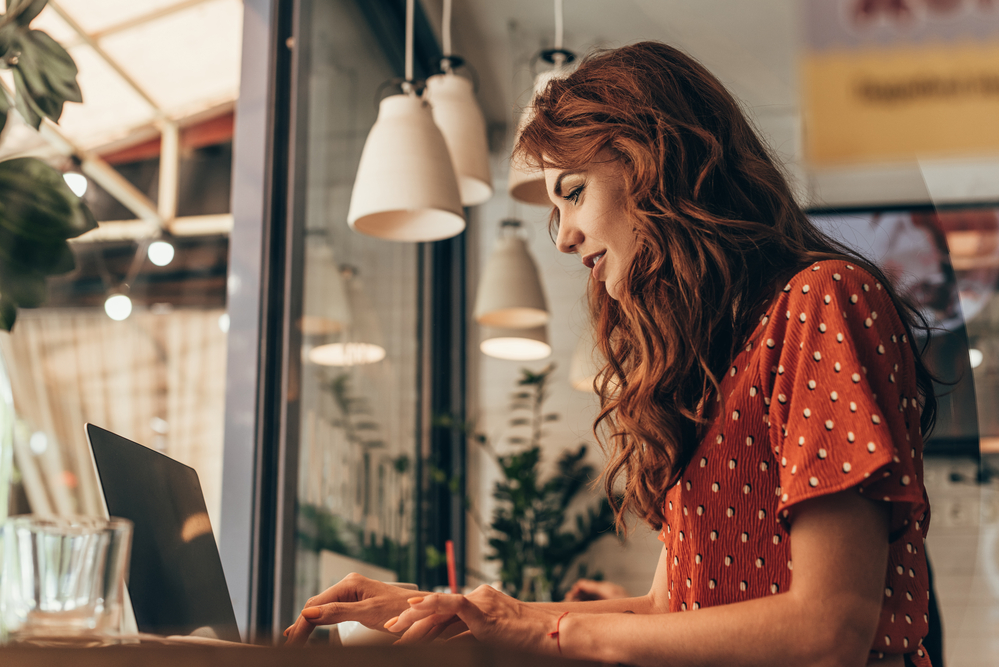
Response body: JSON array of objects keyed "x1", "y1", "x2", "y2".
[{"x1": 0, "y1": 642, "x2": 599, "y2": 667}]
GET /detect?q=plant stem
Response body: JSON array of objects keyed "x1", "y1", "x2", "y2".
[{"x1": 0, "y1": 2, "x2": 33, "y2": 32}]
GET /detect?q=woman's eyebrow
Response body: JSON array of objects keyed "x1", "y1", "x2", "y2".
[{"x1": 553, "y1": 170, "x2": 583, "y2": 196}]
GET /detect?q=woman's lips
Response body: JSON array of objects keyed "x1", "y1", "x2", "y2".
[
  {"x1": 591, "y1": 252, "x2": 606, "y2": 279},
  {"x1": 583, "y1": 251, "x2": 606, "y2": 269}
]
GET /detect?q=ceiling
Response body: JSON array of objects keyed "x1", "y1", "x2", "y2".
[
  {"x1": 424, "y1": 0, "x2": 800, "y2": 132},
  {"x1": 0, "y1": 0, "x2": 243, "y2": 159},
  {"x1": 5, "y1": 0, "x2": 928, "y2": 212},
  {"x1": 0, "y1": 0, "x2": 798, "y2": 159}
]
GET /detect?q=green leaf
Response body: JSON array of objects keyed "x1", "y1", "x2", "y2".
[
  {"x1": 0, "y1": 157, "x2": 95, "y2": 238},
  {"x1": 11, "y1": 67, "x2": 41, "y2": 128},
  {"x1": 0, "y1": 262, "x2": 46, "y2": 307},
  {"x1": 9, "y1": 28, "x2": 80, "y2": 127},
  {"x1": 0, "y1": 157, "x2": 96, "y2": 327},
  {"x1": 393, "y1": 455, "x2": 410, "y2": 474},
  {"x1": 0, "y1": 295, "x2": 16, "y2": 331},
  {"x1": 22, "y1": 30, "x2": 80, "y2": 102},
  {"x1": 6, "y1": 0, "x2": 48, "y2": 27}
]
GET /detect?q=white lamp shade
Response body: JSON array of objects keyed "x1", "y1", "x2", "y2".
[
  {"x1": 480, "y1": 325, "x2": 551, "y2": 361},
  {"x1": 307, "y1": 271, "x2": 386, "y2": 366},
  {"x1": 508, "y1": 148, "x2": 551, "y2": 207},
  {"x1": 569, "y1": 324, "x2": 603, "y2": 392},
  {"x1": 427, "y1": 73, "x2": 493, "y2": 207},
  {"x1": 508, "y1": 68, "x2": 568, "y2": 207},
  {"x1": 308, "y1": 342, "x2": 386, "y2": 366},
  {"x1": 301, "y1": 242, "x2": 352, "y2": 335},
  {"x1": 473, "y1": 235, "x2": 549, "y2": 328},
  {"x1": 348, "y1": 94, "x2": 465, "y2": 242}
]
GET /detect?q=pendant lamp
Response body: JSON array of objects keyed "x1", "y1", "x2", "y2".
[
  {"x1": 309, "y1": 266, "x2": 387, "y2": 366},
  {"x1": 425, "y1": 0, "x2": 492, "y2": 207},
  {"x1": 300, "y1": 240, "x2": 352, "y2": 336},
  {"x1": 427, "y1": 71, "x2": 492, "y2": 207},
  {"x1": 480, "y1": 325, "x2": 551, "y2": 361},
  {"x1": 508, "y1": 0, "x2": 576, "y2": 206},
  {"x1": 347, "y1": 0, "x2": 464, "y2": 242},
  {"x1": 473, "y1": 219, "x2": 549, "y2": 328}
]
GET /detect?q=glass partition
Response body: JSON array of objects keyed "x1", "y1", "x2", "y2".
[{"x1": 290, "y1": 0, "x2": 422, "y2": 612}]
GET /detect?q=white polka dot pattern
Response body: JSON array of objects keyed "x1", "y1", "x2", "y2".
[{"x1": 657, "y1": 260, "x2": 930, "y2": 661}]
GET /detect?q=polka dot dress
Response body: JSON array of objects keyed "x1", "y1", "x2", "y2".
[{"x1": 658, "y1": 261, "x2": 932, "y2": 666}]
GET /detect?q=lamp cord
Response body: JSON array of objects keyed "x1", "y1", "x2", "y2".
[
  {"x1": 405, "y1": 0, "x2": 414, "y2": 84},
  {"x1": 554, "y1": 0, "x2": 564, "y2": 51},
  {"x1": 442, "y1": 0, "x2": 452, "y2": 58}
]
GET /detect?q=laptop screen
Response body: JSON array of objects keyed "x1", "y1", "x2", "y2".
[{"x1": 86, "y1": 423, "x2": 241, "y2": 641}]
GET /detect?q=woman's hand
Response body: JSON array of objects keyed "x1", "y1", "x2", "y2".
[
  {"x1": 284, "y1": 573, "x2": 426, "y2": 645},
  {"x1": 387, "y1": 585, "x2": 564, "y2": 654}
]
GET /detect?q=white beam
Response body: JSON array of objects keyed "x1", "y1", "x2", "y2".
[
  {"x1": 88, "y1": 0, "x2": 219, "y2": 42},
  {"x1": 158, "y1": 121, "x2": 180, "y2": 222},
  {"x1": 0, "y1": 78, "x2": 162, "y2": 224},
  {"x1": 48, "y1": 1, "x2": 172, "y2": 122}
]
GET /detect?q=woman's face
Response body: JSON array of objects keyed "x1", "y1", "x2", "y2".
[{"x1": 545, "y1": 153, "x2": 639, "y2": 300}]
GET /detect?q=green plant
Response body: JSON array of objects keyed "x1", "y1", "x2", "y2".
[
  {"x1": 483, "y1": 364, "x2": 616, "y2": 601},
  {"x1": 296, "y1": 373, "x2": 414, "y2": 580},
  {"x1": 0, "y1": 0, "x2": 96, "y2": 330}
]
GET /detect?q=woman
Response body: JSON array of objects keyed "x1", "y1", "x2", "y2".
[{"x1": 286, "y1": 42, "x2": 935, "y2": 667}]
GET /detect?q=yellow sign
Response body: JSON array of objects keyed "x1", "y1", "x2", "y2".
[{"x1": 802, "y1": 0, "x2": 999, "y2": 165}]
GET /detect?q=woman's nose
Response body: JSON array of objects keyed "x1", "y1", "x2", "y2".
[{"x1": 555, "y1": 219, "x2": 583, "y2": 254}]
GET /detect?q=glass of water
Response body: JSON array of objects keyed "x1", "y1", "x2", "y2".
[{"x1": 1, "y1": 515, "x2": 132, "y2": 646}]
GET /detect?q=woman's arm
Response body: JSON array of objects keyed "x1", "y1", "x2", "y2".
[
  {"x1": 392, "y1": 488, "x2": 890, "y2": 667},
  {"x1": 563, "y1": 578, "x2": 631, "y2": 602},
  {"x1": 284, "y1": 555, "x2": 662, "y2": 644}
]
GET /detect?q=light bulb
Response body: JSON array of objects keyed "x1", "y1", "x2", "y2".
[
  {"x1": 150, "y1": 416, "x2": 169, "y2": 435},
  {"x1": 969, "y1": 348, "x2": 984, "y2": 369},
  {"x1": 148, "y1": 240, "x2": 175, "y2": 267},
  {"x1": 218, "y1": 313, "x2": 230, "y2": 333},
  {"x1": 63, "y1": 172, "x2": 87, "y2": 197},
  {"x1": 29, "y1": 431, "x2": 48, "y2": 455},
  {"x1": 480, "y1": 336, "x2": 551, "y2": 361},
  {"x1": 308, "y1": 342, "x2": 386, "y2": 366},
  {"x1": 105, "y1": 294, "x2": 133, "y2": 321}
]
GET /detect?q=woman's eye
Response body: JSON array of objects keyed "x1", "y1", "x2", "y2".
[{"x1": 563, "y1": 185, "x2": 584, "y2": 204}]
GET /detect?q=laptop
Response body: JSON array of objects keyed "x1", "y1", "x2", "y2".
[{"x1": 84, "y1": 423, "x2": 242, "y2": 642}]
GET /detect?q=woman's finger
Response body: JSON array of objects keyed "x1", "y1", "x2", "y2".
[
  {"x1": 407, "y1": 593, "x2": 488, "y2": 636},
  {"x1": 299, "y1": 597, "x2": 380, "y2": 627},
  {"x1": 392, "y1": 613, "x2": 458, "y2": 645},
  {"x1": 285, "y1": 615, "x2": 317, "y2": 645},
  {"x1": 437, "y1": 619, "x2": 471, "y2": 640}
]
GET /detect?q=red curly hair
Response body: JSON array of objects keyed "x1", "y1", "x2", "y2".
[{"x1": 515, "y1": 41, "x2": 937, "y2": 531}]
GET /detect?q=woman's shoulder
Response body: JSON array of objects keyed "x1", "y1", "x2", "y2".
[{"x1": 777, "y1": 259, "x2": 890, "y2": 306}]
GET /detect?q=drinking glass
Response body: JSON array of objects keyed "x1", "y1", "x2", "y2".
[{"x1": 1, "y1": 515, "x2": 132, "y2": 646}]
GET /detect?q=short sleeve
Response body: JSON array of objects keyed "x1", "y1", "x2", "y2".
[{"x1": 759, "y1": 262, "x2": 927, "y2": 537}]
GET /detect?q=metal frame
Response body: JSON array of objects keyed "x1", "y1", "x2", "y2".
[
  {"x1": 269, "y1": 0, "x2": 309, "y2": 636},
  {"x1": 219, "y1": 0, "x2": 288, "y2": 641}
]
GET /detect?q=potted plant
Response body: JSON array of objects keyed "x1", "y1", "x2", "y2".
[
  {"x1": 0, "y1": 0, "x2": 96, "y2": 519},
  {"x1": 433, "y1": 365, "x2": 617, "y2": 600},
  {"x1": 484, "y1": 365, "x2": 616, "y2": 601}
]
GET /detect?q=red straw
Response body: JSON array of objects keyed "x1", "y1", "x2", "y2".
[{"x1": 445, "y1": 539, "x2": 458, "y2": 594}]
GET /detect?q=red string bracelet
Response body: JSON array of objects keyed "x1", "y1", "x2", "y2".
[{"x1": 547, "y1": 611, "x2": 569, "y2": 654}]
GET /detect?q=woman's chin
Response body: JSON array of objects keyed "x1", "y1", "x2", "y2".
[{"x1": 605, "y1": 280, "x2": 622, "y2": 301}]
